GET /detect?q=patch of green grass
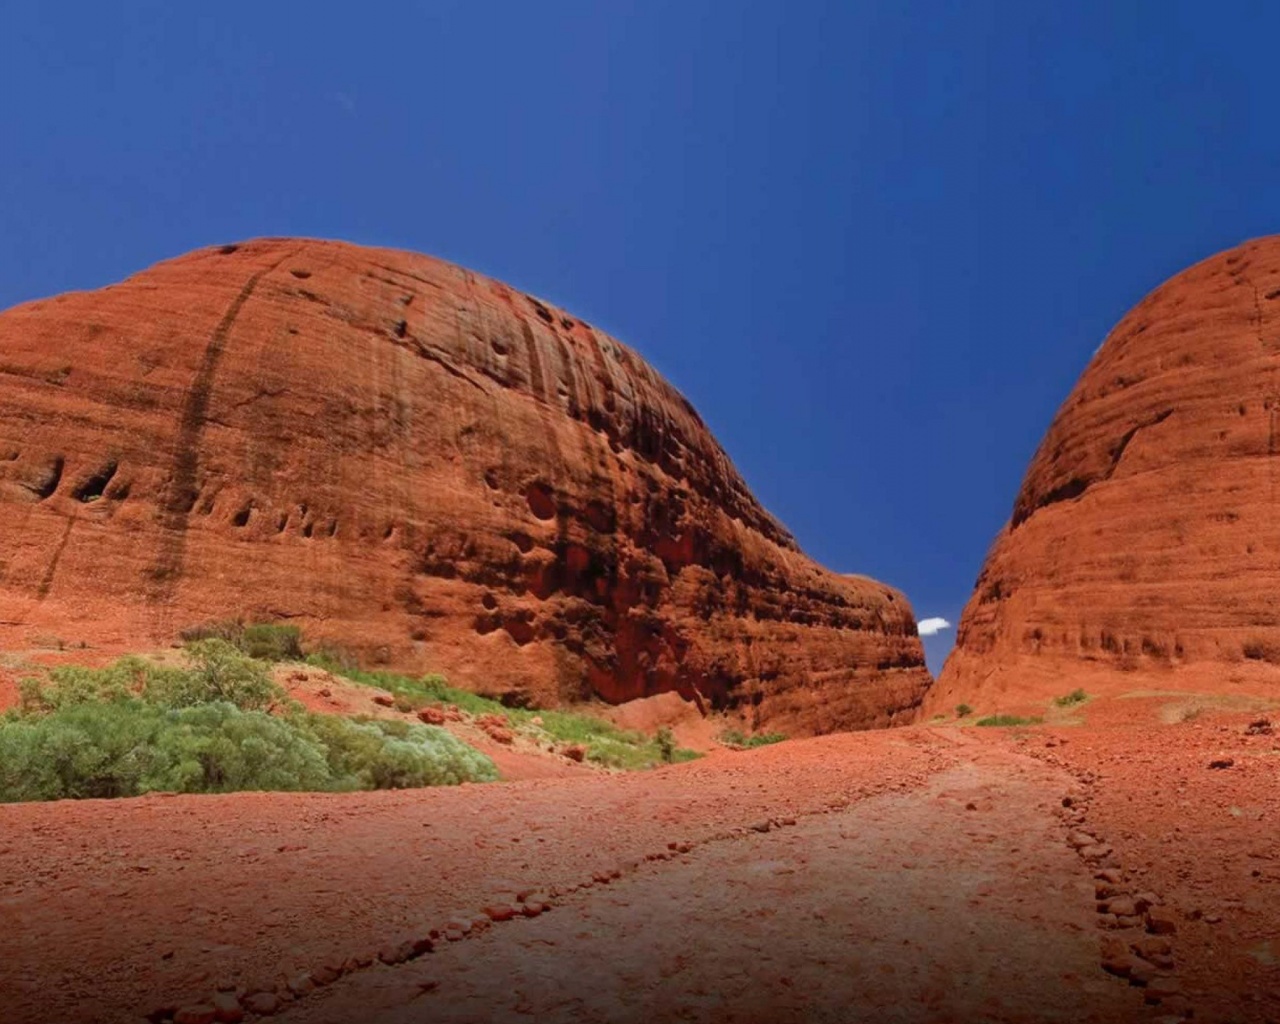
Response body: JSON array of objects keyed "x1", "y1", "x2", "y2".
[
  {"x1": 306, "y1": 655, "x2": 506, "y2": 716},
  {"x1": 718, "y1": 729, "x2": 787, "y2": 750},
  {"x1": 975, "y1": 714, "x2": 1042, "y2": 727},
  {"x1": 310, "y1": 657, "x2": 701, "y2": 770},
  {"x1": 1053, "y1": 688, "x2": 1088, "y2": 707},
  {"x1": 0, "y1": 642, "x2": 497, "y2": 803},
  {"x1": 531, "y1": 709, "x2": 700, "y2": 769}
]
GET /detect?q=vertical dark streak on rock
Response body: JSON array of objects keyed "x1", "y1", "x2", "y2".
[
  {"x1": 147, "y1": 252, "x2": 293, "y2": 606},
  {"x1": 521, "y1": 319, "x2": 548, "y2": 402},
  {"x1": 36, "y1": 515, "x2": 75, "y2": 600}
]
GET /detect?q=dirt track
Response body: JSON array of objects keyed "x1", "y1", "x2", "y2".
[{"x1": 2, "y1": 696, "x2": 1279, "y2": 1024}]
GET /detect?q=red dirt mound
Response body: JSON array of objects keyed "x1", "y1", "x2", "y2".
[
  {"x1": 0, "y1": 238, "x2": 929, "y2": 733},
  {"x1": 932, "y1": 236, "x2": 1280, "y2": 715}
]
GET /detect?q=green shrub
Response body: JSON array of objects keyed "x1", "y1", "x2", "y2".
[
  {"x1": 145, "y1": 640, "x2": 282, "y2": 711},
  {"x1": 0, "y1": 641, "x2": 498, "y2": 802},
  {"x1": 0, "y1": 700, "x2": 166, "y2": 801},
  {"x1": 20, "y1": 662, "x2": 136, "y2": 714},
  {"x1": 1053, "y1": 688, "x2": 1088, "y2": 707},
  {"x1": 146, "y1": 703, "x2": 335, "y2": 794},
  {"x1": 241, "y1": 623, "x2": 304, "y2": 661},
  {"x1": 20, "y1": 642, "x2": 282, "y2": 716},
  {"x1": 975, "y1": 714, "x2": 1041, "y2": 727},
  {"x1": 656, "y1": 726, "x2": 676, "y2": 763},
  {"x1": 179, "y1": 619, "x2": 304, "y2": 661},
  {"x1": 719, "y1": 729, "x2": 787, "y2": 750},
  {"x1": 302, "y1": 713, "x2": 498, "y2": 788},
  {"x1": 0, "y1": 698, "x2": 498, "y2": 803},
  {"x1": 178, "y1": 618, "x2": 246, "y2": 644},
  {"x1": 955, "y1": 703, "x2": 973, "y2": 718}
]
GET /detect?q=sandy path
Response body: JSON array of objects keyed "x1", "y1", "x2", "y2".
[
  {"x1": 12, "y1": 708, "x2": 1263, "y2": 1023},
  {"x1": 0, "y1": 729, "x2": 949, "y2": 1024},
  {"x1": 283, "y1": 738, "x2": 1142, "y2": 1024}
]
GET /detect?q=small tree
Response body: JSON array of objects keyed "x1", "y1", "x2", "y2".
[{"x1": 144, "y1": 639, "x2": 281, "y2": 711}]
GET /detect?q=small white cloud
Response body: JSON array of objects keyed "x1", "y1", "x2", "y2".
[{"x1": 917, "y1": 617, "x2": 952, "y2": 637}]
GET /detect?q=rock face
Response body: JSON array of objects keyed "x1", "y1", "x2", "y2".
[
  {"x1": 932, "y1": 237, "x2": 1280, "y2": 713},
  {"x1": 0, "y1": 238, "x2": 930, "y2": 732}
]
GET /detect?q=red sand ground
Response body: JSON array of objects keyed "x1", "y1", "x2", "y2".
[{"x1": 2, "y1": 690, "x2": 1278, "y2": 1023}]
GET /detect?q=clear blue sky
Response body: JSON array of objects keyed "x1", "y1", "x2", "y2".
[{"x1": 3, "y1": 2, "x2": 1277, "y2": 672}]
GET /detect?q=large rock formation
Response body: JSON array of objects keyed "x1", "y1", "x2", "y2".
[
  {"x1": 932, "y1": 237, "x2": 1280, "y2": 713},
  {"x1": 0, "y1": 238, "x2": 930, "y2": 733}
]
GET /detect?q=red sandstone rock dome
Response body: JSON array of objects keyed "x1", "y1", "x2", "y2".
[
  {"x1": 930, "y1": 236, "x2": 1280, "y2": 714},
  {"x1": 0, "y1": 238, "x2": 930, "y2": 733}
]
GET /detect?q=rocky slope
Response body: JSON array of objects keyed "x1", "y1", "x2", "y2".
[
  {"x1": 932, "y1": 236, "x2": 1280, "y2": 713},
  {"x1": 0, "y1": 238, "x2": 929, "y2": 732}
]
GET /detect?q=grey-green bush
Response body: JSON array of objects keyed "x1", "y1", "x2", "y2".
[
  {"x1": 0, "y1": 701, "x2": 497, "y2": 802},
  {"x1": 0, "y1": 641, "x2": 498, "y2": 802}
]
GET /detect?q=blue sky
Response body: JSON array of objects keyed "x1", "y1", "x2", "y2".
[{"x1": 3, "y1": 2, "x2": 1278, "y2": 672}]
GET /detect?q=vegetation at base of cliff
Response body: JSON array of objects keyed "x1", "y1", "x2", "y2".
[
  {"x1": 0, "y1": 640, "x2": 496, "y2": 803},
  {"x1": 308, "y1": 655, "x2": 702, "y2": 770},
  {"x1": 718, "y1": 729, "x2": 787, "y2": 750},
  {"x1": 955, "y1": 704, "x2": 974, "y2": 718},
  {"x1": 974, "y1": 714, "x2": 1042, "y2": 727},
  {"x1": 1053, "y1": 688, "x2": 1089, "y2": 707},
  {"x1": 179, "y1": 619, "x2": 304, "y2": 662}
]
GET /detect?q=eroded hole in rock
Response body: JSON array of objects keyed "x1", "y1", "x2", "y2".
[
  {"x1": 484, "y1": 468, "x2": 500, "y2": 490},
  {"x1": 73, "y1": 460, "x2": 118, "y2": 503},
  {"x1": 509, "y1": 532, "x2": 534, "y2": 553},
  {"x1": 276, "y1": 512, "x2": 289, "y2": 533},
  {"x1": 394, "y1": 320, "x2": 408, "y2": 339},
  {"x1": 482, "y1": 593, "x2": 498, "y2": 610},
  {"x1": 218, "y1": 244, "x2": 239, "y2": 255},
  {"x1": 383, "y1": 523, "x2": 396, "y2": 541},
  {"x1": 584, "y1": 499, "x2": 617, "y2": 533},
  {"x1": 491, "y1": 338, "x2": 509, "y2": 355},
  {"x1": 178, "y1": 486, "x2": 200, "y2": 515},
  {"x1": 527, "y1": 562, "x2": 558, "y2": 601},
  {"x1": 106, "y1": 478, "x2": 131, "y2": 501},
  {"x1": 232, "y1": 504, "x2": 253, "y2": 528},
  {"x1": 525, "y1": 482, "x2": 556, "y2": 520},
  {"x1": 1, "y1": 449, "x2": 18, "y2": 461},
  {"x1": 399, "y1": 294, "x2": 414, "y2": 306},
  {"x1": 503, "y1": 615, "x2": 536, "y2": 646},
  {"x1": 560, "y1": 316, "x2": 574, "y2": 330},
  {"x1": 528, "y1": 297, "x2": 555, "y2": 324},
  {"x1": 1267, "y1": 288, "x2": 1280, "y2": 300},
  {"x1": 303, "y1": 521, "x2": 315, "y2": 538},
  {"x1": 290, "y1": 269, "x2": 312, "y2": 279},
  {"x1": 326, "y1": 519, "x2": 339, "y2": 537},
  {"x1": 199, "y1": 494, "x2": 217, "y2": 516},
  {"x1": 31, "y1": 456, "x2": 65, "y2": 500}
]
